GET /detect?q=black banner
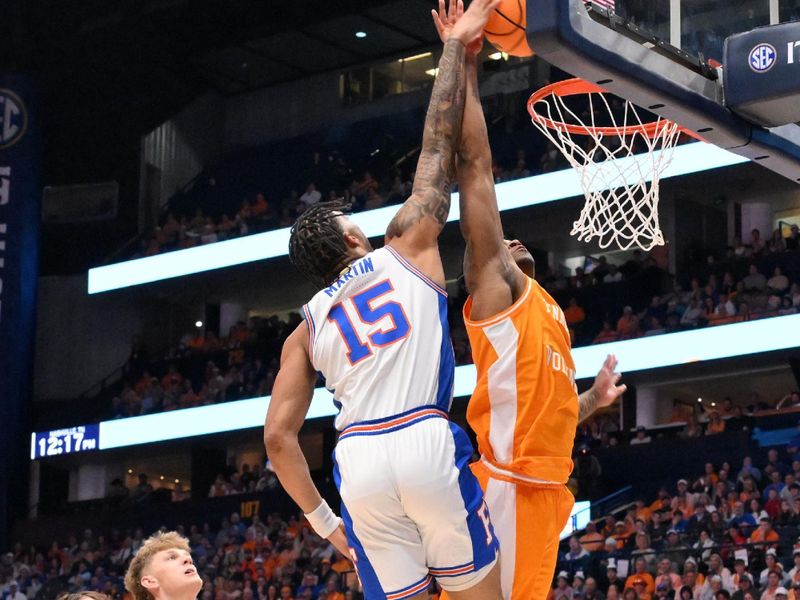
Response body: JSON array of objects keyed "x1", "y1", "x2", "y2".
[
  {"x1": 0, "y1": 76, "x2": 40, "y2": 548},
  {"x1": 725, "y1": 21, "x2": 800, "y2": 126}
]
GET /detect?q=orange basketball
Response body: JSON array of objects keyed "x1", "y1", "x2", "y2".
[{"x1": 484, "y1": 0, "x2": 533, "y2": 57}]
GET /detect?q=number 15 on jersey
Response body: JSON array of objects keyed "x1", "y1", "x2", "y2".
[{"x1": 327, "y1": 279, "x2": 411, "y2": 365}]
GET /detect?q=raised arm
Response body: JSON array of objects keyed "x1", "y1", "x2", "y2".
[
  {"x1": 457, "y1": 52, "x2": 522, "y2": 308},
  {"x1": 386, "y1": 0, "x2": 501, "y2": 280},
  {"x1": 264, "y1": 323, "x2": 349, "y2": 556}
]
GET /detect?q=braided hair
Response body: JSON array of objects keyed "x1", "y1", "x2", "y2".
[{"x1": 289, "y1": 200, "x2": 354, "y2": 289}]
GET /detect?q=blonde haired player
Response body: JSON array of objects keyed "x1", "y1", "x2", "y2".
[
  {"x1": 124, "y1": 531, "x2": 202, "y2": 600},
  {"x1": 432, "y1": 1, "x2": 626, "y2": 598}
]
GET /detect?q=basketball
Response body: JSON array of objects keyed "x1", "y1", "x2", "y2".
[{"x1": 484, "y1": 0, "x2": 532, "y2": 57}]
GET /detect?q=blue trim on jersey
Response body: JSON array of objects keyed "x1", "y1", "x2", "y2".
[
  {"x1": 337, "y1": 404, "x2": 448, "y2": 434},
  {"x1": 448, "y1": 422, "x2": 500, "y2": 572},
  {"x1": 333, "y1": 452, "x2": 387, "y2": 600},
  {"x1": 386, "y1": 574, "x2": 433, "y2": 599},
  {"x1": 384, "y1": 246, "x2": 447, "y2": 297},
  {"x1": 302, "y1": 304, "x2": 317, "y2": 370},
  {"x1": 337, "y1": 409, "x2": 448, "y2": 442},
  {"x1": 435, "y1": 293, "x2": 455, "y2": 412},
  {"x1": 428, "y1": 558, "x2": 476, "y2": 577}
]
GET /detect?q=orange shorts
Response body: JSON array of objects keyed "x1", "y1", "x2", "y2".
[{"x1": 442, "y1": 461, "x2": 575, "y2": 600}]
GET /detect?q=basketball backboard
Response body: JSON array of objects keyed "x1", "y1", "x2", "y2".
[{"x1": 525, "y1": 0, "x2": 800, "y2": 183}]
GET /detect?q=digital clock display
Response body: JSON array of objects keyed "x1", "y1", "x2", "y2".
[{"x1": 31, "y1": 424, "x2": 100, "y2": 459}]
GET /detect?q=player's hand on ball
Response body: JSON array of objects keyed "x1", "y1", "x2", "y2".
[
  {"x1": 327, "y1": 523, "x2": 351, "y2": 559},
  {"x1": 449, "y1": 0, "x2": 501, "y2": 48},
  {"x1": 591, "y1": 354, "x2": 627, "y2": 410}
]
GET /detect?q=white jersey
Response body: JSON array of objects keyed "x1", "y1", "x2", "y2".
[{"x1": 303, "y1": 246, "x2": 454, "y2": 430}]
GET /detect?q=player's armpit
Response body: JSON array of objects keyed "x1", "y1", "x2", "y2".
[{"x1": 264, "y1": 322, "x2": 325, "y2": 515}]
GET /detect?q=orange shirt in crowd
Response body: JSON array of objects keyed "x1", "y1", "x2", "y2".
[
  {"x1": 332, "y1": 557, "x2": 352, "y2": 574},
  {"x1": 564, "y1": 305, "x2": 586, "y2": 325},
  {"x1": 749, "y1": 527, "x2": 780, "y2": 545},
  {"x1": 635, "y1": 505, "x2": 653, "y2": 523},
  {"x1": 579, "y1": 531, "x2": 606, "y2": 553},
  {"x1": 616, "y1": 314, "x2": 635, "y2": 334},
  {"x1": 625, "y1": 572, "x2": 655, "y2": 597},
  {"x1": 252, "y1": 194, "x2": 268, "y2": 215}
]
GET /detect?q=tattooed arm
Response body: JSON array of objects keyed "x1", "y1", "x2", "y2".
[
  {"x1": 385, "y1": 0, "x2": 501, "y2": 286},
  {"x1": 578, "y1": 355, "x2": 627, "y2": 424}
]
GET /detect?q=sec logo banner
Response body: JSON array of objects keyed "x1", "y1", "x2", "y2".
[
  {"x1": 0, "y1": 89, "x2": 28, "y2": 150},
  {"x1": 749, "y1": 43, "x2": 777, "y2": 73}
]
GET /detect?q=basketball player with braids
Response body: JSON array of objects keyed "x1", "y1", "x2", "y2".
[
  {"x1": 433, "y1": 2, "x2": 626, "y2": 599},
  {"x1": 264, "y1": 2, "x2": 504, "y2": 599}
]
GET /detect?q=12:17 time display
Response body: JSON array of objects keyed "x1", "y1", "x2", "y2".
[{"x1": 31, "y1": 424, "x2": 100, "y2": 459}]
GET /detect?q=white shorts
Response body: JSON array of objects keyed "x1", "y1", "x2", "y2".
[{"x1": 333, "y1": 406, "x2": 499, "y2": 600}]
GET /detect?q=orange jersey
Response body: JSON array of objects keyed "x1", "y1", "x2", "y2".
[{"x1": 464, "y1": 278, "x2": 578, "y2": 484}]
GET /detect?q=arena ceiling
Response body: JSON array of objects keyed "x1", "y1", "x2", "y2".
[{"x1": 1, "y1": 0, "x2": 442, "y2": 274}]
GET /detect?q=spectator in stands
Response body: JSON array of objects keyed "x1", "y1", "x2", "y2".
[
  {"x1": 297, "y1": 184, "x2": 321, "y2": 211},
  {"x1": 729, "y1": 501, "x2": 757, "y2": 528},
  {"x1": 714, "y1": 294, "x2": 737, "y2": 318},
  {"x1": 606, "y1": 561, "x2": 623, "y2": 591},
  {"x1": 631, "y1": 532, "x2": 657, "y2": 571},
  {"x1": 655, "y1": 557, "x2": 683, "y2": 591},
  {"x1": 738, "y1": 458, "x2": 762, "y2": 485},
  {"x1": 661, "y1": 529, "x2": 687, "y2": 567},
  {"x1": 762, "y1": 572, "x2": 784, "y2": 600},
  {"x1": 749, "y1": 516, "x2": 780, "y2": 548},
  {"x1": 625, "y1": 557, "x2": 656, "y2": 597},
  {"x1": 764, "y1": 471, "x2": 786, "y2": 500},
  {"x1": 5, "y1": 581, "x2": 26, "y2": 600},
  {"x1": 131, "y1": 474, "x2": 153, "y2": 503},
  {"x1": 707, "y1": 412, "x2": 726, "y2": 435},
  {"x1": 743, "y1": 265, "x2": 767, "y2": 291},
  {"x1": 684, "y1": 558, "x2": 706, "y2": 597},
  {"x1": 604, "y1": 264, "x2": 623, "y2": 283},
  {"x1": 564, "y1": 535, "x2": 591, "y2": 576},
  {"x1": 687, "y1": 502, "x2": 712, "y2": 534},
  {"x1": 615, "y1": 305, "x2": 634, "y2": 333},
  {"x1": 580, "y1": 522, "x2": 606, "y2": 553},
  {"x1": 750, "y1": 229, "x2": 766, "y2": 254},
  {"x1": 767, "y1": 228, "x2": 787, "y2": 254},
  {"x1": 630, "y1": 426, "x2": 652, "y2": 445},
  {"x1": 565, "y1": 297, "x2": 587, "y2": 327},
  {"x1": 594, "y1": 321, "x2": 618, "y2": 344},
  {"x1": 584, "y1": 577, "x2": 604, "y2": 600},
  {"x1": 767, "y1": 449, "x2": 790, "y2": 478},
  {"x1": 768, "y1": 267, "x2": 790, "y2": 293},
  {"x1": 681, "y1": 298, "x2": 703, "y2": 327},
  {"x1": 680, "y1": 414, "x2": 704, "y2": 439},
  {"x1": 693, "y1": 529, "x2": 715, "y2": 561},
  {"x1": 553, "y1": 571, "x2": 575, "y2": 600},
  {"x1": 706, "y1": 554, "x2": 734, "y2": 593}
]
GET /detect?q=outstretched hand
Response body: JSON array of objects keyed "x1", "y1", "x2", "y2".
[
  {"x1": 591, "y1": 354, "x2": 627, "y2": 411},
  {"x1": 432, "y1": 0, "x2": 495, "y2": 56}
]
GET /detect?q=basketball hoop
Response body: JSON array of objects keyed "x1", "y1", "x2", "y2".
[{"x1": 528, "y1": 78, "x2": 692, "y2": 251}]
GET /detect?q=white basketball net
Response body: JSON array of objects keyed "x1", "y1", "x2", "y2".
[{"x1": 529, "y1": 84, "x2": 683, "y2": 250}]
